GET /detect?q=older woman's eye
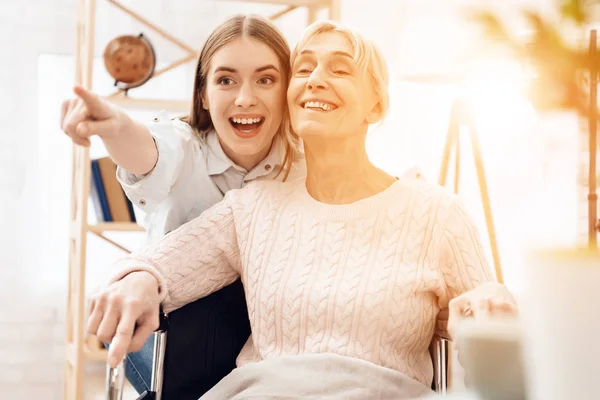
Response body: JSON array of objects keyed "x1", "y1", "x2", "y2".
[
  {"x1": 332, "y1": 64, "x2": 353, "y2": 76},
  {"x1": 294, "y1": 67, "x2": 312, "y2": 75}
]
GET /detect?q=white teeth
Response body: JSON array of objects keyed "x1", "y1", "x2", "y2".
[
  {"x1": 232, "y1": 117, "x2": 262, "y2": 124},
  {"x1": 303, "y1": 101, "x2": 334, "y2": 111}
]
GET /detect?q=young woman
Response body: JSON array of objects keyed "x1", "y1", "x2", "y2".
[
  {"x1": 60, "y1": 14, "x2": 304, "y2": 394},
  {"x1": 86, "y1": 20, "x2": 517, "y2": 399}
]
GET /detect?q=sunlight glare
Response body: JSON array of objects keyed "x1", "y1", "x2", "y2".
[{"x1": 462, "y1": 56, "x2": 535, "y2": 128}]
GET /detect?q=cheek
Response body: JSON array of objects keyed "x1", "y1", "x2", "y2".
[
  {"x1": 204, "y1": 87, "x2": 229, "y2": 114},
  {"x1": 287, "y1": 80, "x2": 302, "y2": 105},
  {"x1": 339, "y1": 89, "x2": 364, "y2": 117},
  {"x1": 264, "y1": 86, "x2": 287, "y2": 120}
]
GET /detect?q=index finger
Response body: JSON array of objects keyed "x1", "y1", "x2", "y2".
[
  {"x1": 107, "y1": 310, "x2": 137, "y2": 368},
  {"x1": 73, "y1": 85, "x2": 106, "y2": 116},
  {"x1": 448, "y1": 297, "x2": 470, "y2": 338}
]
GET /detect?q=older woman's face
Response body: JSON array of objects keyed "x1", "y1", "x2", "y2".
[{"x1": 287, "y1": 31, "x2": 379, "y2": 139}]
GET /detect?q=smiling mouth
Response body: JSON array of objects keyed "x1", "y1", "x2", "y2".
[
  {"x1": 301, "y1": 101, "x2": 338, "y2": 112},
  {"x1": 229, "y1": 117, "x2": 265, "y2": 132}
]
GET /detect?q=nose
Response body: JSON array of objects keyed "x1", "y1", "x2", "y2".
[
  {"x1": 307, "y1": 66, "x2": 327, "y2": 91},
  {"x1": 235, "y1": 82, "x2": 258, "y2": 108}
]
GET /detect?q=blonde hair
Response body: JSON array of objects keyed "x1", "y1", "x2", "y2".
[
  {"x1": 291, "y1": 20, "x2": 390, "y2": 123},
  {"x1": 181, "y1": 14, "x2": 301, "y2": 180}
]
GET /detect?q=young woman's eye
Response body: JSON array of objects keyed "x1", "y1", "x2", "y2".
[
  {"x1": 217, "y1": 77, "x2": 235, "y2": 85},
  {"x1": 258, "y1": 76, "x2": 275, "y2": 85}
]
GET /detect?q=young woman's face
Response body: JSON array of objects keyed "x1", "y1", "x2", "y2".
[
  {"x1": 287, "y1": 32, "x2": 379, "y2": 139},
  {"x1": 203, "y1": 37, "x2": 286, "y2": 163}
]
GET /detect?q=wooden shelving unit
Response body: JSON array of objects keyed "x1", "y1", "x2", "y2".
[{"x1": 64, "y1": 0, "x2": 340, "y2": 399}]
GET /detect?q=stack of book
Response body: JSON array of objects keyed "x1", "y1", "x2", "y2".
[{"x1": 90, "y1": 157, "x2": 137, "y2": 223}]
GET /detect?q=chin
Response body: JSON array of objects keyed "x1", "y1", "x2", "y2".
[
  {"x1": 230, "y1": 140, "x2": 265, "y2": 156},
  {"x1": 294, "y1": 121, "x2": 326, "y2": 138}
]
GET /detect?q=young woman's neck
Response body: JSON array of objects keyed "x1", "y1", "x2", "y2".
[
  {"x1": 303, "y1": 134, "x2": 396, "y2": 204},
  {"x1": 221, "y1": 139, "x2": 272, "y2": 172}
]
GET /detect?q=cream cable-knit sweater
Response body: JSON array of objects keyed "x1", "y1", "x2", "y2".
[{"x1": 110, "y1": 177, "x2": 494, "y2": 387}]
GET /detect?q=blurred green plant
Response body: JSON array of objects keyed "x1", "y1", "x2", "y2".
[{"x1": 471, "y1": 0, "x2": 596, "y2": 115}]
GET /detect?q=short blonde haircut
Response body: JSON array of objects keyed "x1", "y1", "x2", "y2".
[{"x1": 291, "y1": 20, "x2": 390, "y2": 122}]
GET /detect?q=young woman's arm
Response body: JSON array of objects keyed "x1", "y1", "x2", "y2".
[
  {"x1": 61, "y1": 85, "x2": 157, "y2": 175},
  {"x1": 115, "y1": 112, "x2": 196, "y2": 214},
  {"x1": 61, "y1": 86, "x2": 194, "y2": 214}
]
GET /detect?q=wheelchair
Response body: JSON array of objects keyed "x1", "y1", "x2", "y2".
[{"x1": 106, "y1": 279, "x2": 451, "y2": 400}]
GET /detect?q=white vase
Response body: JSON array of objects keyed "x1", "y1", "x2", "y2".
[{"x1": 521, "y1": 248, "x2": 600, "y2": 400}]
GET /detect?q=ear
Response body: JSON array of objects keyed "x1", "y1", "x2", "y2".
[
  {"x1": 365, "y1": 100, "x2": 384, "y2": 124},
  {"x1": 201, "y1": 91, "x2": 209, "y2": 111}
]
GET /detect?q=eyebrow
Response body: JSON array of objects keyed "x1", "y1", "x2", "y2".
[
  {"x1": 298, "y1": 49, "x2": 353, "y2": 59},
  {"x1": 213, "y1": 64, "x2": 280, "y2": 74}
]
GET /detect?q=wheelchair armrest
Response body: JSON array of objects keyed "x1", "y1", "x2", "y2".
[
  {"x1": 431, "y1": 336, "x2": 451, "y2": 395},
  {"x1": 106, "y1": 312, "x2": 169, "y2": 400},
  {"x1": 155, "y1": 311, "x2": 169, "y2": 333}
]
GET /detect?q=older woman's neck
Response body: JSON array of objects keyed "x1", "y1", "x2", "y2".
[{"x1": 303, "y1": 136, "x2": 396, "y2": 204}]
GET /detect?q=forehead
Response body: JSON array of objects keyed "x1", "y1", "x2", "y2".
[
  {"x1": 300, "y1": 31, "x2": 354, "y2": 59},
  {"x1": 210, "y1": 37, "x2": 281, "y2": 71}
]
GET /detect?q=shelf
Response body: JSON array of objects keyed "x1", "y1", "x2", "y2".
[
  {"x1": 105, "y1": 95, "x2": 190, "y2": 112},
  {"x1": 84, "y1": 345, "x2": 108, "y2": 362},
  {"x1": 66, "y1": 342, "x2": 108, "y2": 366},
  {"x1": 88, "y1": 222, "x2": 145, "y2": 233}
]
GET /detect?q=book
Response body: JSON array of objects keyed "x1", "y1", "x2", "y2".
[
  {"x1": 90, "y1": 159, "x2": 112, "y2": 222},
  {"x1": 90, "y1": 157, "x2": 137, "y2": 223},
  {"x1": 97, "y1": 157, "x2": 132, "y2": 222}
]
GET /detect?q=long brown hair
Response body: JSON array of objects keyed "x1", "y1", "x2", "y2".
[{"x1": 181, "y1": 14, "x2": 301, "y2": 180}]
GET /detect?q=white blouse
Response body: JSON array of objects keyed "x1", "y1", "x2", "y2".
[{"x1": 117, "y1": 111, "x2": 306, "y2": 244}]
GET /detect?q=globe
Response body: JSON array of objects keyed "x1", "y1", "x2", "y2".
[{"x1": 103, "y1": 33, "x2": 156, "y2": 90}]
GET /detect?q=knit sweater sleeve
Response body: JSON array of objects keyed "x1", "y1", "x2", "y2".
[
  {"x1": 108, "y1": 189, "x2": 242, "y2": 313},
  {"x1": 436, "y1": 196, "x2": 496, "y2": 335}
]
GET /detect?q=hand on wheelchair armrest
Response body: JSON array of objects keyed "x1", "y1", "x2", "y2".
[
  {"x1": 88, "y1": 271, "x2": 162, "y2": 368},
  {"x1": 155, "y1": 311, "x2": 169, "y2": 333},
  {"x1": 106, "y1": 310, "x2": 169, "y2": 400}
]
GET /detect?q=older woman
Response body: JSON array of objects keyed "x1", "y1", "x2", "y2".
[{"x1": 88, "y1": 20, "x2": 516, "y2": 399}]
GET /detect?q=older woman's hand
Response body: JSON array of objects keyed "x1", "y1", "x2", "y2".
[
  {"x1": 448, "y1": 282, "x2": 518, "y2": 338},
  {"x1": 87, "y1": 271, "x2": 161, "y2": 367}
]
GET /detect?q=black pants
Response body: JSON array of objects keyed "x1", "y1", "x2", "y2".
[{"x1": 160, "y1": 279, "x2": 251, "y2": 400}]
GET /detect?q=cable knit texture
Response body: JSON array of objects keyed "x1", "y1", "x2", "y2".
[{"x1": 109, "y1": 178, "x2": 494, "y2": 387}]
